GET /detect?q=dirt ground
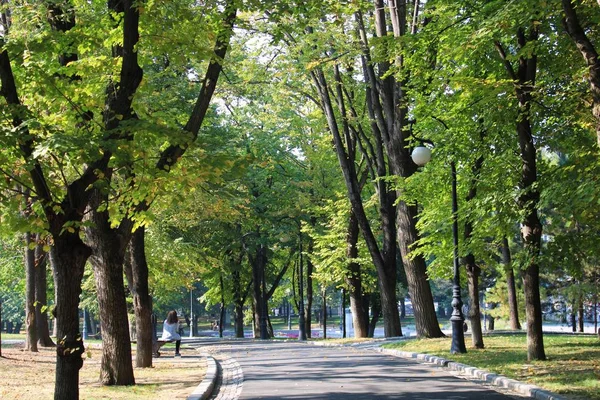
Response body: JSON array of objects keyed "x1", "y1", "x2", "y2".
[{"x1": 0, "y1": 343, "x2": 206, "y2": 399}]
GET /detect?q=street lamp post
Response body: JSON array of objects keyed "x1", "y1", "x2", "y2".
[{"x1": 411, "y1": 146, "x2": 466, "y2": 354}]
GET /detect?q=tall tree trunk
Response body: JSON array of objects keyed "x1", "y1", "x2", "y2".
[
  {"x1": 578, "y1": 298, "x2": 584, "y2": 332},
  {"x1": 305, "y1": 258, "x2": 313, "y2": 338},
  {"x1": 466, "y1": 259, "x2": 483, "y2": 349},
  {"x1": 496, "y1": 26, "x2": 546, "y2": 361},
  {"x1": 359, "y1": 1, "x2": 442, "y2": 339},
  {"x1": 51, "y1": 235, "x2": 90, "y2": 400},
  {"x1": 34, "y1": 240, "x2": 54, "y2": 347},
  {"x1": 465, "y1": 147, "x2": 484, "y2": 349},
  {"x1": 345, "y1": 210, "x2": 369, "y2": 337},
  {"x1": 311, "y1": 64, "x2": 401, "y2": 337},
  {"x1": 219, "y1": 273, "x2": 226, "y2": 338},
  {"x1": 124, "y1": 228, "x2": 153, "y2": 368},
  {"x1": 25, "y1": 232, "x2": 38, "y2": 352},
  {"x1": 86, "y1": 190, "x2": 135, "y2": 385},
  {"x1": 232, "y1": 268, "x2": 246, "y2": 338},
  {"x1": 562, "y1": 0, "x2": 600, "y2": 147},
  {"x1": 250, "y1": 243, "x2": 269, "y2": 339},
  {"x1": 368, "y1": 294, "x2": 381, "y2": 338},
  {"x1": 397, "y1": 203, "x2": 442, "y2": 338},
  {"x1": 502, "y1": 238, "x2": 521, "y2": 330},
  {"x1": 321, "y1": 287, "x2": 327, "y2": 339}
]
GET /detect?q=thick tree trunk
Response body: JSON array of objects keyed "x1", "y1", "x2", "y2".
[
  {"x1": 25, "y1": 232, "x2": 38, "y2": 352},
  {"x1": 502, "y1": 238, "x2": 521, "y2": 330},
  {"x1": 466, "y1": 258, "x2": 484, "y2": 349},
  {"x1": 51, "y1": 235, "x2": 89, "y2": 400},
  {"x1": 251, "y1": 244, "x2": 269, "y2": 339},
  {"x1": 305, "y1": 258, "x2": 313, "y2": 338},
  {"x1": 232, "y1": 268, "x2": 245, "y2": 338},
  {"x1": 464, "y1": 145, "x2": 484, "y2": 349},
  {"x1": 90, "y1": 236, "x2": 135, "y2": 384},
  {"x1": 522, "y1": 264, "x2": 545, "y2": 360},
  {"x1": 125, "y1": 228, "x2": 153, "y2": 368},
  {"x1": 86, "y1": 190, "x2": 135, "y2": 385},
  {"x1": 34, "y1": 240, "x2": 54, "y2": 347},
  {"x1": 397, "y1": 203, "x2": 444, "y2": 338},
  {"x1": 496, "y1": 26, "x2": 545, "y2": 361},
  {"x1": 345, "y1": 210, "x2": 369, "y2": 337}
]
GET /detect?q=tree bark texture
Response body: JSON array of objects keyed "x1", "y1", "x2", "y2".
[
  {"x1": 345, "y1": 210, "x2": 369, "y2": 337},
  {"x1": 502, "y1": 237, "x2": 521, "y2": 330},
  {"x1": 465, "y1": 257, "x2": 484, "y2": 349},
  {"x1": 495, "y1": 26, "x2": 546, "y2": 361},
  {"x1": 86, "y1": 190, "x2": 135, "y2": 385},
  {"x1": 397, "y1": 202, "x2": 443, "y2": 338},
  {"x1": 51, "y1": 235, "x2": 89, "y2": 400},
  {"x1": 124, "y1": 228, "x2": 153, "y2": 368},
  {"x1": 358, "y1": 2, "x2": 442, "y2": 338},
  {"x1": 25, "y1": 232, "x2": 38, "y2": 352},
  {"x1": 464, "y1": 148, "x2": 485, "y2": 349},
  {"x1": 321, "y1": 287, "x2": 327, "y2": 339},
  {"x1": 304, "y1": 258, "x2": 314, "y2": 338},
  {"x1": 34, "y1": 240, "x2": 54, "y2": 347},
  {"x1": 562, "y1": 0, "x2": 600, "y2": 147},
  {"x1": 368, "y1": 293, "x2": 381, "y2": 338},
  {"x1": 578, "y1": 299, "x2": 584, "y2": 332}
]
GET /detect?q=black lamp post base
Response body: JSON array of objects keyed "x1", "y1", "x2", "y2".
[{"x1": 450, "y1": 318, "x2": 467, "y2": 354}]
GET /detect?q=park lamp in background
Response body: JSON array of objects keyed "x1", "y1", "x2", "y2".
[{"x1": 411, "y1": 146, "x2": 467, "y2": 354}]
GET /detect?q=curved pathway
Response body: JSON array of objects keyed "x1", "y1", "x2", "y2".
[{"x1": 195, "y1": 339, "x2": 525, "y2": 400}]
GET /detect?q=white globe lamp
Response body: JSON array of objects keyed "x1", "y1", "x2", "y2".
[{"x1": 411, "y1": 146, "x2": 432, "y2": 167}]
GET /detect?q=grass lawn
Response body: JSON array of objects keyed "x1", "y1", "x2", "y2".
[
  {"x1": 382, "y1": 333, "x2": 600, "y2": 400},
  {"x1": 0, "y1": 340, "x2": 205, "y2": 399}
]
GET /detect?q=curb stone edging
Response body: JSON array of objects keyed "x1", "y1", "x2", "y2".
[
  {"x1": 377, "y1": 348, "x2": 569, "y2": 400},
  {"x1": 187, "y1": 355, "x2": 218, "y2": 400}
]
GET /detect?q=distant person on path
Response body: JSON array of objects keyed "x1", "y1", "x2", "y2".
[{"x1": 161, "y1": 310, "x2": 182, "y2": 356}]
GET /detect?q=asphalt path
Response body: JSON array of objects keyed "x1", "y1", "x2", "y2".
[{"x1": 194, "y1": 339, "x2": 525, "y2": 400}]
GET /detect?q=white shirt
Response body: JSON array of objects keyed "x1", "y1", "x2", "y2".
[{"x1": 161, "y1": 320, "x2": 181, "y2": 341}]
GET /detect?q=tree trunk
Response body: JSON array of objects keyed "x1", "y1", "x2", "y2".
[
  {"x1": 522, "y1": 264, "x2": 545, "y2": 360},
  {"x1": 232, "y1": 268, "x2": 245, "y2": 338},
  {"x1": 86, "y1": 190, "x2": 135, "y2": 385},
  {"x1": 305, "y1": 258, "x2": 313, "y2": 338},
  {"x1": 578, "y1": 298, "x2": 584, "y2": 332},
  {"x1": 397, "y1": 203, "x2": 443, "y2": 338},
  {"x1": 562, "y1": 0, "x2": 600, "y2": 147},
  {"x1": 466, "y1": 259, "x2": 484, "y2": 349},
  {"x1": 496, "y1": 26, "x2": 545, "y2": 362},
  {"x1": 251, "y1": 243, "x2": 269, "y2": 339},
  {"x1": 90, "y1": 239, "x2": 135, "y2": 384},
  {"x1": 345, "y1": 210, "x2": 369, "y2": 337},
  {"x1": 322, "y1": 287, "x2": 327, "y2": 339},
  {"x1": 125, "y1": 228, "x2": 153, "y2": 368},
  {"x1": 571, "y1": 310, "x2": 576, "y2": 332},
  {"x1": 368, "y1": 293, "x2": 381, "y2": 338},
  {"x1": 219, "y1": 273, "x2": 226, "y2": 338},
  {"x1": 502, "y1": 237, "x2": 521, "y2": 330},
  {"x1": 51, "y1": 234, "x2": 89, "y2": 400},
  {"x1": 34, "y1": 240, "x2": 54, "y2": 347},
  {"x1": 359, "y1": 1, "x2": 442, "y2": 339},
  {"x1": 24, "y1": 232, "x2": 38, "y2": 352},
  {"x1": 311, "y1": 64, "x2": 401, "y2": 338}
]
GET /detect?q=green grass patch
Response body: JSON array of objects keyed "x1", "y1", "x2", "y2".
[{"x1": 382, "y1": 333, "x2": 600, "y2": 400}]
